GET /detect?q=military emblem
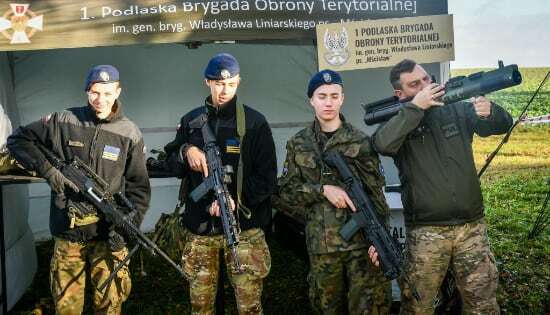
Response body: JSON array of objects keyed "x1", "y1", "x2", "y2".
[
  {"x1": 220, "y1": 69, "x2": 231, "y2": 79},
  {"x1": 323, "y1": 28, "x2": 350, "y2": 67},
  {"x1": 226, "y1": 138, "x2": 240, "y2": 154},
  {"x1": 323, "y1": 72, "x2": 332, "y2": 83},
  {"x1": 102, "y1": 145, "x2": 121, "y2": 161},
  {"x1": 99, "y1": 71, "x2": 110, "y2": 82},
  {"x1": 0, "y1": 4, "x2": 43, "y2": 44}
]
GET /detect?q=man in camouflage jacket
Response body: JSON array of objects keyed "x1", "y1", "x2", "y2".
[{"x1": 276, "y1": 70, "x2": 391, "y2": 315}]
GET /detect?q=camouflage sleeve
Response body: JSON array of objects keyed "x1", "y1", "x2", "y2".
[
  {"x1": 352, "y1": 137, "x2": 390, "y2": 218},
  {"x1": 276, "y1": 140, "x2": 324, "y2": 212}
]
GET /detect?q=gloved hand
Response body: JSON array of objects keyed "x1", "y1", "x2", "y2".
[
  {"x1": 42, "y1": 167, "x2": 79, "y2": 194},
  {"x1": 108, "y1": 229, "x2": 127, "y2": 252}
]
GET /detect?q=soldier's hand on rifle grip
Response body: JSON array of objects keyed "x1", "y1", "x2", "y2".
[
  {"x1": 368, "y1": 245, "x2": 380, "y2": 267},
  {"x1": 208, "y1": 197, "x2": 236, "y2": 217},
  {"x1": 322, "y1": 185, "x2": 357, "y2": 212},
  {"x1": 108, "y1": 230, "x2": 127, "y2": 252},
  {"x1": 185, "y1": 145, "x2": 209, "y2": 177},
  {"x1": 471, "y1": 96, "x2": 492, "y2": 118},
  {"x1": 411, "y1": 83, "x2": 445, "y2": 110},
  {"x1": 43, "y1": 167, "x2": 80, "y2": 194}
]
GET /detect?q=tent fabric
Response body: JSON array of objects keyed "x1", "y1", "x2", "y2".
[
  {"x1": 13, "y1": 42, "x2": 322, "y2": 239},
  {"x1": 0, "y1": 51, "x2": 37, "y2": 311},
  {"x1": 0, "y1": 104, "x2": 11, "y2": 151}
]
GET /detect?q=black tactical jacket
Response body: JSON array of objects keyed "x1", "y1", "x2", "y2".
[
  {"x1": 165, "y1": 96, "x2": 277, "y2": 235},
  {"x1": 7, "y1": 102, "x2": 151, "y2": 242},
  {"x1": 374, "y1": 101, "x2": 512, "y2": 226}
]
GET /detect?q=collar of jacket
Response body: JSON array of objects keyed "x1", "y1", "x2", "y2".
[
  {"x1": 86, "y1": 99, "x2": 124, "y2": 123},
  {"x1": 205, "y1": 96, "x2": 237, "y2": 119},
  {"x1": 311, "y1": 113, "x2": 348, "y2": 144}
]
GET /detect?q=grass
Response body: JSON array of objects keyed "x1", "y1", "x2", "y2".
[
  {"x1": 11, "y1": 234, "x2": 312, "y2": 315},
  {"x1": 460, "y1": 67, "x2": 550, "y2": 313},
  {"x1": 473, "y1": 125, "x2": 550, "y2": 315}
]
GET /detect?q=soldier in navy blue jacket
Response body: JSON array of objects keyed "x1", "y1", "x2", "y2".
[{"x1": 165, "y1": 53, "x2": 277, "y2": 315}]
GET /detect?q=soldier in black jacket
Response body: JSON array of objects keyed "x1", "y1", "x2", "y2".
[
  {"x1": 7, "y1": 65, "x2": 151, "y2": 314},
  {"x1": 373, "y1": 59, "x2": 512, "y2": 314},
  {"x1": 165, "y1": 53, "x2": 277, "y2": 315}
]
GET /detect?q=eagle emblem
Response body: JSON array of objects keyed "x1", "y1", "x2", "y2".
[{"x1": 323, "y1": 28, "x2": 350, "y2": 67}]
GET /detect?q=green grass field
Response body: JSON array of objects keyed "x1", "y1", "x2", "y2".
[
  {"x1": 454, "y1": 67, "x2": 550, "y2": 314},
  {"x1": 474, "y1": 126, "x2": 550, "y2": 314},
  {"x1": 452, "y1": 67, "x2": 550, "y2": 118},
  {"x1": 10, "y1": 68, "x2": 550, "y2": 314}
]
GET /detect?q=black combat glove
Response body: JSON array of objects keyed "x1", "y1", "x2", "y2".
[
  {"x1": 108, "y1": 209, "x2": 140, "y2": 252},
  {"x1": 108, "y1": 229, "x2": 127, "y2": 252},
  {"x1": 43, "y1": 167, "x2": 79, "y2": 194}
]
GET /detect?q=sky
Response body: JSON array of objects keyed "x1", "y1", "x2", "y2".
[{"x1": 448, "y1": 0, "x2": 550, "y2": 68}]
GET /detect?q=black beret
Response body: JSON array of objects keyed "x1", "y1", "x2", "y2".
[
  {"x1": 307, "y1": 69, "x2": 343, "y2": 98},
  {"x1": 84, "y1": 65, "x2": 119, "y2": 91},
  {"x1": 204, "y1": 53, "x2": 240, "y2": 80}
]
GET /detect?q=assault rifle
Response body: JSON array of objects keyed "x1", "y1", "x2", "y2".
[
  {"x1": 38, "y1": 144, "x2": 185, "y2": 291},
  {"x1": 324, "y1": 150, "x2": 420, "y2": 300},
  {"x1": 189, "y1": 114, "x2": 243, "y2": 273},
  {"x1": 363, "y1": 60, "x2": 523, "y2": 125}
]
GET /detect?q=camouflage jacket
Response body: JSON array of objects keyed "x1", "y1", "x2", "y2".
[{"x1": 276, "y1": 117, "x2": 389, "y2": 254}]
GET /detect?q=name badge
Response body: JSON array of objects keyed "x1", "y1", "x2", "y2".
[
  {"x1": 441, "y1": 123, "x2": 459, "y2": 139},
  {"x1": 102, "y1": 145, "x2": 121, "y2": 161},
  {"x1": 226, "y1": 138, "x2": 240, "y2": 154},
  {"x1": 67, "y1": 140, "x2": 84, "y2": 147}
]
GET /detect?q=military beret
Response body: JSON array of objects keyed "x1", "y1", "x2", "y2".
[
  {"x1": 204, "y1": 53, "x2": 240, "y2": 80},
  {"x1": 84, "y1": 65, "x2": 120, "y2": 91},
  {"x1": 307, "y1": 69, "x2": 343, "y2": 98}
]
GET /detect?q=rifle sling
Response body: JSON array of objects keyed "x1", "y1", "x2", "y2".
[{"x1": 236, "y1": 103, "x2": 252, "y2": 219}]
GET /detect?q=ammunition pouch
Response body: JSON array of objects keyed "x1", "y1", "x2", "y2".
[{"x1": 67, "y1": 199, "x2": 100, "y2": 228}]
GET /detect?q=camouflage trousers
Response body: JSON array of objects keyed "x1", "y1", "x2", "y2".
[
  {"x1": 399, "y1": 218, "x2": 499, "y2": 315},
  {"x1": 49, "y1": 238, "x2": 131, "y2": 315},
  {"x1": 308, "y1": 248, "x2": 392, "y2": 315},
  {"x1": 181, "y1": 228, "x2": 271, "y2": 315}
]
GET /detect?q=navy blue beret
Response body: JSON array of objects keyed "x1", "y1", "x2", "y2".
[
  {"x1": 204, "y1": 53, "x2": 240, "y2": 80},
  {"x1": 84, "y1": 65, "x2": 120, "y2": 91},
  {"x1": 307, "y1": 69, "x2": 343, "y2": 98}
]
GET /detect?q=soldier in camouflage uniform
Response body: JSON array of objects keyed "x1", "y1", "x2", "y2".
[
  {"x1": 8, "y1": 65, "x2": 151, "y2": 314},
  {"x1": 276, "y1": 70, "x2": 391, "y2": 315},
  {"x1": 373, "y1": 59, "x2": 512, "y2": 314},
  {"x1": 165, "y1": 53, "x2": 277, "y2": 315}
]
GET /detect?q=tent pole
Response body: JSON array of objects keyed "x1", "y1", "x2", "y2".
[
  {"x1": 6, "y1": 52, "x2": 15, "y2": 90},
  {"x1": 0, "y1": 184, "x2": 7, "y2": 315}
]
